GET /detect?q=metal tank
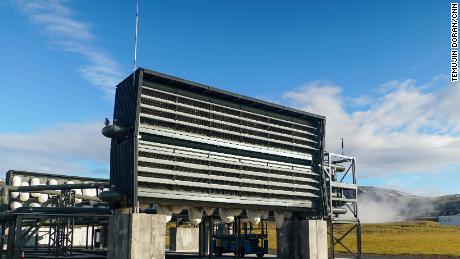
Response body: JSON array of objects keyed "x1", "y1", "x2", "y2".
[{"x1": 104, "y1": 68, "x2": 326, "y2": 215}]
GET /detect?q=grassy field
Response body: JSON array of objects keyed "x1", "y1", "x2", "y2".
[
  {"x1": 333, "y1": 221, "x2": 460, "y2": 257},
  {"x1": 167, "y1": 221, "x2": 460, "y2": 257},
  {"x1": 267, "y1": 221, "x2": 460, "y2": 257}
]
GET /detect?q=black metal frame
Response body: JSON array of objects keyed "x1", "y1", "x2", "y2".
[
  {"x1": 48, "y1": 190, "x2": 76, "y2": 256},
  {"x1": 0, "y1": 209, "x2": 110, "y2": 259},
  {"x1": 0, "y1": 177, "x2": 111, "y2": 259}
]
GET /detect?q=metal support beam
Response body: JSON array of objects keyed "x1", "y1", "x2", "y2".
[
  {"x1": 199, "y1": 221, "x2": 205, "y2": 257},
  {"x1": 235, "y1": 217, "x2": 241, "y2": 259},
  {"x1": 6, "y1": 218, "x2": 16, "y2": 259},
  {"x1": 324, "y1": 153, "x2": 361, "y2": 259}
]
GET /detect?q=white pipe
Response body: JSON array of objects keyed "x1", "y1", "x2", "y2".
[
  {"x1": 29, "y1": 202, "x2": 41, "y2": 208},
  {"x1": 11, "y1": 176, "x2": 21, "y2": 198},
  {"x1": 19, "y1": 182, "x2": 30, "y2": 202},
  {"x1": 30, "y1": 178, "x2": 41, "y2": 197},
  {"x1": 38, "y1": 193, "x2": 48, "y2": 203},
  {"x1": 10, "y1": 201, "x2": 22, "y2": 210}
]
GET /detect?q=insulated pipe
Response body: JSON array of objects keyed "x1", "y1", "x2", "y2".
[
  {"x1": 29, "y1": 203, "x2": 41, "y2": 208},
  {"x1": 98, "y1": 191, "x2": 124, "y2": 202},
  {"x1": 9, "y1": 183, "x2": 109, "y2": 192},
  {"x1": 83, "y1": 183, "x2": 97, "y2": 196},
  {"x1": 3, "y1": 188, "x2": 102, "y2": 203},
  {"x1": 102, "y1": 124, "x2": 130, "y2": 139},
  {"x1": 11, "y1": 176, "x2": 21, "y2": 198},
  {"x1": 31, "y1": 190, "x2": 101, "y2": 202},
  {"x1": 12, "y1": 176, "x2": 21, "y2": 186},
  {"x1": 13, "y1": 207, "x2": 111, "y2": 214},
  {"x1": 48, "y1": 179, "x2": 58, "y2": 196},
  {"x1": 30, "y1": 178, "x2": 41, "y2": 197},
  {"x1": 331, "y1": 165, "x2": 346, "y2": 172},
  {"x1": 38, "y1": 193, "x2": 48, "y2": 203},
  {"x1": 10, "y1": 201, "x2": 22, "y2": 210},
  {"x1": 74, "y1": 189, "x2": 83, "y2": 204},
  {"x1": 19, "y1": 182, "x2": 30, "y2": 201},
  {"x1": 332, "y1": 208, "x2": 348, "y2": 215}
]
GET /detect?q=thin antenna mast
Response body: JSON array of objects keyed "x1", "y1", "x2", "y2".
[
  {"x1": 341, "y1": 137, "x2": 344, "y2": 155},
  {"x1": 132, "y1": 0, "x2": 139, "y2": 87}
]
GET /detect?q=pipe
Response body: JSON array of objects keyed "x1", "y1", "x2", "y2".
[
  {"x1": 40, "y1": 190, "x2": 101, "y2": 202},
  {"x1": 331, "y1": 165, "x2": 346, "y2": 172},
  {"x1": 8, "y1": 183, "x2": 109, "y2": 192},
  {"x1": 98, "y1": 191, "x2": 125, "y2": 202},
  {"x1": 102, "y1": 125, "x2": 130, "y2": 139},
  {"x1": 13, "y1": 207, "x2": 111, "y2": 215},
  {"x1": 332, "y1": 208, "x2": 347, "y2": 215}
]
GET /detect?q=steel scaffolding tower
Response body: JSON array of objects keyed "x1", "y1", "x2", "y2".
[
  {"x1": 324, "y1": 153, "x2": 362, "y2": 259},
  {"x1": 48, "y1": 190, "x2": 76, "y2": 256}
]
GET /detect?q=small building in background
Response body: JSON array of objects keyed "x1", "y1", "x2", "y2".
[{"x1": 439, "y1": 215, "x2": 460, "y2": 226}]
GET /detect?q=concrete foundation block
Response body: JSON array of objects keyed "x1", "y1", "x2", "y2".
[
  {"x1": 108, "y1": 213, "x2": 166, "y2": 259},
  {"x1": 169, "y1": 227, "x2": 199, "y2": 252},
  {"x1": 277, "y1": 219, "x2": 327, "y2": 259}
]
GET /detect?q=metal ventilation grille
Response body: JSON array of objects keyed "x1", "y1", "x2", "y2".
[
  {"x1": 138, "y1": 87, "x2": 319, "y2": 160},
  {"x1": 136, "y1": 141, "x2": 319, "y2": 208},
  {"x1": 133, "y1": 84, "x2": 323, "y2": 209}
]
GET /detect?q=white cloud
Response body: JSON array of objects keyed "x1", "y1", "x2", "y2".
[
  {"x1": 283, "y1": 77, "x2": 460, "y2": 176},
  {"x1": 0, "y1": 121, "x2": 110, "y2": 178},
  {"x1": 14, "y1": 0, "x2": 124, "y2": 97}
]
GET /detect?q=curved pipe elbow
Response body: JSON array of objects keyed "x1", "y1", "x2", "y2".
[{"x1": 102, "y1": 125, "x2": 130, "y2": 139}]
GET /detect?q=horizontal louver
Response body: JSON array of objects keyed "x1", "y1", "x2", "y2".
[{"x1": 109, "y1": 69, "x2": 325, "y2": 210}]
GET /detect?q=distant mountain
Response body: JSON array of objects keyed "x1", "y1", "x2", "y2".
[
  {"x1": 433, "y1": 194, "x2": 460, "y2": 215},
  {"x1": 357, "y1": 186, "x2": 460, "y2": 223}
]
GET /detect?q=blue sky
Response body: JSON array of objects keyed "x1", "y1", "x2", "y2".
[{"x1": 0, "y1": 0, "x2": 458, "y2": 195}]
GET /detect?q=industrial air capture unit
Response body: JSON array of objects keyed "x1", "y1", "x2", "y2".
[{"x1": 105, "y1": 68, "x2": 326, "y2": 214}]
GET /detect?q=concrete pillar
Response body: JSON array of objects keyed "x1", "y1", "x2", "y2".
[
  {"x1": 169, "y1": 227, "x2": 199, "y2": 252},
  {"x1": 108, "y1": 213, "x2": 166, "y2": 259},
  {"x1": 277, "y1": 219, "x2": 327, "y2": 259}
]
